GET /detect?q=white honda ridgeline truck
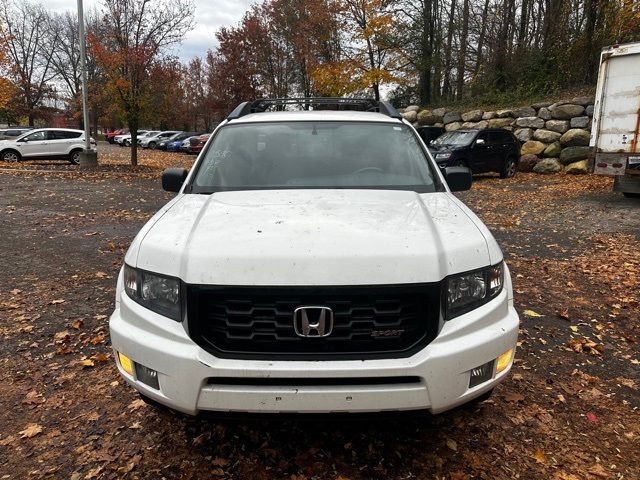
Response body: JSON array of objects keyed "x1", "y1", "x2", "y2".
[{"x1": 110, "y1": 98, "x2": 519, "y2": 415}]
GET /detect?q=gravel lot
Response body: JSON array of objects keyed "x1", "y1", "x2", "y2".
[{"x1": 0, "y1": 148, "x2": 638, "y2": 479}]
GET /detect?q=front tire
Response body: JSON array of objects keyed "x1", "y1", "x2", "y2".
[
  {"x1": 500, "y1": 157, "x2": 517, "y2": 178},
  {"x1": 1, "y1": 150, "x2": 21, "y2": 162},
  {"x1": 149, "y1": 142, "x2": 157, "y2": 150},
  {"x1": 69, "y1": 149, "x2": 82, "y2": 165}
]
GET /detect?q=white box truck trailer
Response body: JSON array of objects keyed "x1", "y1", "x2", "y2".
[{"x1": 591, "y1": 42, "x2": 640, "y2": 197}]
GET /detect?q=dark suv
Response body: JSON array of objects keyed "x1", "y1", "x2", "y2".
[{"x1": 428, "y1": 129, "x2": 520, "y2": 178}]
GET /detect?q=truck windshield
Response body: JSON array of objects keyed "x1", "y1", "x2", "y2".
[
  {"x1": 190, "y1": 122, "x2": 439, "y2": 192},
  {"x1": 432, "y1": 131, "x2": 476, "y2": 146}
]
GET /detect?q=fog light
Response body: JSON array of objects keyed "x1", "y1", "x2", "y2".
[
  {"x1": 469, "y1": 360, "x2": 494, "y2": 388},
  {"x1": 135, "y1": 363, "x2": 160, "y2": 390},
  {"x1": 117, "y1": 352, "x2": 134, "y2": 376},
  {"x1": 496, "y1": 348, "x2": 514, "y2": 374}
]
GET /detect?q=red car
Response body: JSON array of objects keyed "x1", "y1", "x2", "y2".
[
  {"x1": 188, "y1": 133, "x2": 210, "y2": 155},
  {"x1": 106, "y1": 128, "x2": 128, "y2": 144}
]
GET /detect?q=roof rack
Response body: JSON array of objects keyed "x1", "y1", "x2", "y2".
[{"x1": 227, "y1": 97, "x2": 402, "y2": 120}]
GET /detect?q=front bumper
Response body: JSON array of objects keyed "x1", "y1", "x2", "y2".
[{"x1": 110, "y1": 285, "x2": 519, "y2": 415}]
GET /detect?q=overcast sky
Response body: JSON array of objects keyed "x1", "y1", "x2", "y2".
[{"x1": 49, "y1": 0, "x2": 251, "y2": 61}]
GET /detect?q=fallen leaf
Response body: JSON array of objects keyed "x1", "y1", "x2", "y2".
[
  {"x1": 71, "y1": 319, "x2": 84, "y2": 329},
  {"x1": 523, "y1": 309, "x2": 542, "y2": 317},
  {"x1": 128, "y1": 399, "x2": 147, "y2": 411},
  {"x1": 19, "y1": 423, "x2": 43, "y2": 438},
  {"x1": 50, "y1": 299, "x2": 65, "y2": 305},
  {"x1": 446, "y1": 438, "x2": 458, "y2": 452},
  {"x1": 586, "y1": 412, "x2": 598, "y2": 423},
  {"x1": 90, "y1": 352, "x2": 109, "y2": 363},
  {"x1": 504, "y1": 392, "x2": 525, "y2": 403},
  {"x1": 79, "y1": 359, "x2": 95, "y2": 368},
  {"x1": 533, "y1": 449, "x2": 546, "y2": 464}
]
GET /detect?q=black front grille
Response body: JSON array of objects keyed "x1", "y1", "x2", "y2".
[{"x1": 186, "y1": 284, "x2": 440, "y2": 360}]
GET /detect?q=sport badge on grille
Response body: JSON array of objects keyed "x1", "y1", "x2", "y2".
[{"x1": 293, "y1": 306, "x2": 334, "y2": 338}]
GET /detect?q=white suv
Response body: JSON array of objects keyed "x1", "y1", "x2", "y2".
[
  {"x1": 110, "y1": 98, "x2": 519, "y2": 415},
  {"x1": 0, "y1": 128, "x2": 97, "y2": 164}
]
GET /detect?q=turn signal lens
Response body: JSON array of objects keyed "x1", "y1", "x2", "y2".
[
  {"x1": 118, "y1": 352, "x2": 134, "y2": 376},
  {"x1": 496, "y1": 348, "x2": 514, "y2": 374}
]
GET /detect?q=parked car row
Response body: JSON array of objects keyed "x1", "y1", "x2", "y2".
[
  {"x1": 0, "y1": 128, "x2": 97, "y2": 164},
  {"x1": 0, "y1": 127, "x2": 34, "y2": 140}
]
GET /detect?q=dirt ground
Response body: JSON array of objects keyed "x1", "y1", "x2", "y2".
[{"x1": 0, "y1": 145, "x2": 639, "y2": 479}]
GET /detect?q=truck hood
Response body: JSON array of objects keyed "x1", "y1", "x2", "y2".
[{"x1": 130, "y1": 190, "x2": 499, "y2": 285}]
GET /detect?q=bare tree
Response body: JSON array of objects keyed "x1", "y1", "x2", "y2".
[{"x1": 1, "y1": 1, "x2": 57, "y2": 125}]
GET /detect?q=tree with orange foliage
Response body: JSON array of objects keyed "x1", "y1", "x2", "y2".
[
  {"x1": 88, "y1": 0, "x2": 193, "y2": 165},
  {"x1": 312, "y1": 0, "x2": 401, "y2": 100},
  {"x1": 0, "y1": 26, "x2": 15, "y2": 113}
]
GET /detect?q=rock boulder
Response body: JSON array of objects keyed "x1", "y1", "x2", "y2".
[
  {"x1": 443, "y1": 111, "x2": 462, "y2": 124},
  {"x1": 560, "y1": 128, "x2": 590, "y2": 146},
  {"x1": 514, "y1": 128, "x2": 533, "y2": 142},
  {"x1": 543, "y1": 141, "x2": 562, "y2": 158},
  {"x1": 401, "y1": 110, "x2": 417, "y2": 122},
  {"x1": 496, "y1": 109, "x2": 514, "y2": 118},
  {"x1": 518, "y1": 154, "x2": 538, "y2": 172},
  {"x1": 559, "y1": 146, "x2": 590, "y2": 164},
  {"x1": 516, "y1": 116, "x2": 545, "y2": 129},
  {"x1": 533, "y1": 129, "x2": 562, "y2": 143},
  {"x1": 512, "y1": 106, "x2": 536, "y2": 117},
  {"x1": 417, "y1": 110, "x2": 441, "y2": 125},
  {"x1": 538, "y1": 107, "x2": 552, "y2": 120},
  {"x1": 564, "y1": 159, "x2": 589, "y2": 174},
  {"x1": 461, "y1": 110, "x2": 484, "y2": 122},
  {"x1": 570, "y1": 116, "x2": 590, "y2": 129},
  {"x1": 487, "y1": 118, "x2": 514, "y2": 128},
  {"x1": 533, "y1": 158, "x2": 563, "y2": 174},
  {"x1": 545, "y1": 119, "x2": 570, "y2": 134},
  {"x1": 551, "y1": 104, "x2": 585, "y2": 120},
  {"x1": 521, "y1": 140, "x2": 547, "y2": 156}
]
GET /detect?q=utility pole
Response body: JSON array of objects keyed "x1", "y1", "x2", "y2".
[{"x1": 77, "y1": 0, "x2": 98, "y2": 167}]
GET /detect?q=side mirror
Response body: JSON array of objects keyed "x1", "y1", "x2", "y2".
[
  {"x1": 444, "y1": 166, "x2": 472, "y2": 192},
  {"x1": 475, "y1": 138, "x2": 485, "y2": 146},
  {"x1": 162, "y1": 167, "x2": 188, "y2": 192}
]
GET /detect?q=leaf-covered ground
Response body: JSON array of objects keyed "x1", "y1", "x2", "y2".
[{"x1": 0, "y1": 146, "x2": 638, "y2": 479}]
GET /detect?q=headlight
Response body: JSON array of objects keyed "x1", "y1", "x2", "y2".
[
  {"x1": 123, "y1": 264, "x2": 182, "y2": 321},
  {"x1": 435, "y1": 153, "x2": 451, "y2": 160},
  {"x1": 444, "y1": 262, "x2": 504, "y2": 319}
]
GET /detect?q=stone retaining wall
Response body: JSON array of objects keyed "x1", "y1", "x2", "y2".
[{"x1": 398, "y1": 95, "x2": 595, "y2": 174}]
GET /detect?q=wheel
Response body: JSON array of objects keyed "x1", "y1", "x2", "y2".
[
  {"x1": 500, "y1": 157, "x2": 517, "y2": 178},
  {"x1": 124, "y1": 139, "x2": 130, "y2": 147},
  {"x1": 1, "y1": 150, "x2": 21, "y2": 162},
  {"x1": 149, "y1": 142, "x2": 157, "y2": 149},
  {"x1": 623, "y1": 192, "x2": 640, "y2": 198},
  {"x1": 69, "y1": 149, "x2": 81, "y2": 165}
]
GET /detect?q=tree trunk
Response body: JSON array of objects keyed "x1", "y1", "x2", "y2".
[
  {"x1": 442, "y1": 0, "x2": 457, "y2": 98},
  {"x1": 417, "y1": 0, "x2": 433, "y2": 105},
  {"x1": 456, "y1": 0, "x2": 469, "y2": 100},
  {"x1": 128, "y1": 115, "x2": 139, "y2": 166},
  {"x1": 474, "y1": 0, "x2": 490, "y2": 77}
]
